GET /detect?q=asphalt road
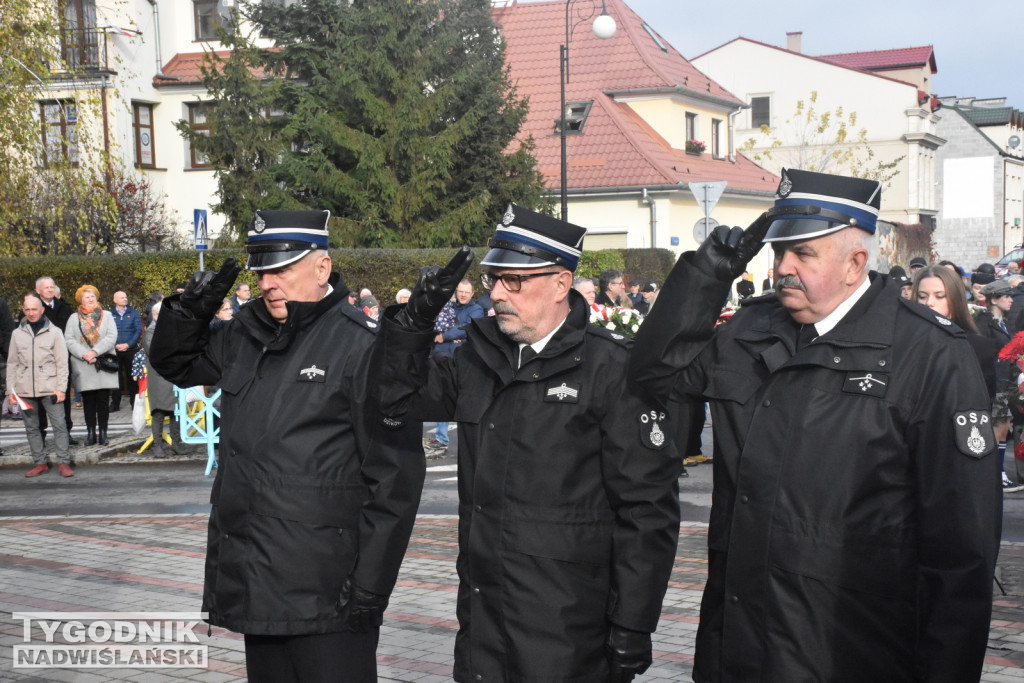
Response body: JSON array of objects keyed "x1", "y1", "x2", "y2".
[
  {"x1": 0, "y1": 421, "x2": 710, "y2": 520},
  {"x1": 7, "y1": 420, "x2": 1024, "y2": 543}
]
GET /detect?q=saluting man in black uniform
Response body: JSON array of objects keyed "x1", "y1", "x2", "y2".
[
  {"x1": 631, "y1": 169, "x2": 1002, "y2": 682},
  {"x1": 150, "y1": 210, "x2": 424, "y2": 683},
  {"x1": 378, "y1": 204, "x2": 681, "y2": 683}
]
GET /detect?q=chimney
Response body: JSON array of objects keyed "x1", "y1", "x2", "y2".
[{"x1": 787, "y1": 31, "x2": 802, "y2": 53}]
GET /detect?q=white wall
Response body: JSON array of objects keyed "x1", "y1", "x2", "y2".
[{"x1": 693, "y1": 40, "x2": 937, "y2": 223}]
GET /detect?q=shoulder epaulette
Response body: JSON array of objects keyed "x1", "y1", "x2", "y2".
[
  {"x1": 739, "y1": 292, "x2": 776, "y2": 307},
  {"x1": 585, "y1": 323, "x2": 633, "y2": 347},
  {"x1": 340, "y1": 303, "x2": 380, "y2": 332},
  {"x1": 898, "y1": 297, "x2": 964, "y2": 336}
]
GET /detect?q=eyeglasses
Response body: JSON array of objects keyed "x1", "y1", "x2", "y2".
[
  {"x1": 481, "y1": 271, "x2": 562, "y2": 292},
  {"x1": 610, "y1": 280, "x2": 624, "y2": 286}
]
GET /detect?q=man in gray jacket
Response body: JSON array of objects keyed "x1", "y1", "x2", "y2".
[{"x1": 8, "y1": 294, "x2": 72, "y2": 477}]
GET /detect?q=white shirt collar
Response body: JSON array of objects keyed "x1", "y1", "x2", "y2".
[
  {"x1": 518, "y1": 314, "x2": 569, "y2": 362},
  {"x1": 812, "y1": 276, "x2": 871, "y2": 337}
]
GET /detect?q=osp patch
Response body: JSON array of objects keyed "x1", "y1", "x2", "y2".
[
  {"x1": 639, "y1": 410, "x2": 668, "y2": 450},
  {"x1": 953, "y1": 410, "x2": 995, "y2": 458}
]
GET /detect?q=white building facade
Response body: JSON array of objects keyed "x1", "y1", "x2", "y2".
[{"x1": 692, "y1": 37, "x2": 945, "y2": 232}]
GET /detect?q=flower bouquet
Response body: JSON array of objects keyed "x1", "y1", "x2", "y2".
[
  {"x1": 716, "y1": 304, "x2": 736, "y2": 327},
  {"x1": 589, "y1": 304, "x2": 643, "y2": 338}
]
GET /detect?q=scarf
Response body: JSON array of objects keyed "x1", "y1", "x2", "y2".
[{"x1": 77, "y1": 305, "x2": 104, "y2": 348}]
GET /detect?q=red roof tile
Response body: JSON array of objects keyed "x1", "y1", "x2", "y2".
[
  {"x1": 493, "y1": 0, "x2": 776, "y2": 194},
  {"x1": 157, "y1": 50, "x2": 272, "y2": 86},
  {"x1": 157, "y1": 51, "x2": 228, "y2": 86},
  {"x1": 817, "y1": 46, "x2": 937, "y2": 75}
]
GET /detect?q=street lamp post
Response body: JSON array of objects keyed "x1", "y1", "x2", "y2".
[{"x1": 560, "y1": 0, "x2": 616, "y2": 221}]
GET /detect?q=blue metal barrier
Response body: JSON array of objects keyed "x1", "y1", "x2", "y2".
[{"x1": 174, "y1": 386, "x2": 221, "y2": 476}]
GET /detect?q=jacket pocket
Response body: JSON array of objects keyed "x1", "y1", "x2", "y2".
[
  {"x1": 39, "y1": 356, "x2": 57, "y2": 380},
  {"x1": 218, "y1": 365, "x2": 255, "y2": 397},
  {"x1": 507, "y1": 504, "x2": 614, "y2": 566},
  {"x1": 770, "y1": 522, "x2": 916, "y2": 597},
  {"x1": 454, "y1": 392, "x2": 488, "y2": 424},
  {"x1": 247, "y1": 473, "x2": 364, "y2": 529},
  {"x1": 703, "y1": 368, "x2": 760, "y2": 405}
]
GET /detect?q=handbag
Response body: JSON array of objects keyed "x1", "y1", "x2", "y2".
[
  {"x1": 78, "y1": 318, "x2": 120, "y2": 372},
  {"x1": 95, "y1": 354, "x2": 120, "y2": 373}
]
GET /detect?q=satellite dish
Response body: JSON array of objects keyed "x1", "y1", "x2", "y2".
[{"x1": 1010, "y1": 135, "x2": 1021, "y2": 149}]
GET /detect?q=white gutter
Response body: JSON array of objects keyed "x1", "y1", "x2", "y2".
[{"x1": 147, "y1": 0, "x2": 181, "y2": 81}]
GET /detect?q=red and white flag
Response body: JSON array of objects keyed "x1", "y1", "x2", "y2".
[{"x1": 10, "y1": 392, "x2": 32, "y2": 411}]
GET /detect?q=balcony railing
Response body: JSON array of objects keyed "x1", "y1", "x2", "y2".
[{"x1": 53, "y1": 27, "x2": 114, "y2": 77}]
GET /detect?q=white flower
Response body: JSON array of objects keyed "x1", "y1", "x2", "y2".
[
  {"x1": 631, "y1": 324, "x2": 639, "y2": 333},
  {"x1": 606, "y1": 323, "x2": 616, "y2": 331}
]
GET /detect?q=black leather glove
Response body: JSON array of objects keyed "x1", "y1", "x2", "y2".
[
  {"x1": 178, "y1": 257, "x2": 242, "y2": 320},
  {"x1": 694, "y1": 212, "x2": 770, "y2": 281},
  {"x1": 396, "y1": 246, "x2": 474, "y2": 331},
  {"x1": 340, "y1": 579, "x2": 390, "y2": 633},
  {"x1": 606, "y1": 625, "x2": 652, "y2": 683}
]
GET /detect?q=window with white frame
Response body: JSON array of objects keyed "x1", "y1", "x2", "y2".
[
  {"x1": 685, "y1": 112, "x2": 697, "y2": 142},
  {"x1": 711, "y1": 118, "x2": 722, "y2": 158}
]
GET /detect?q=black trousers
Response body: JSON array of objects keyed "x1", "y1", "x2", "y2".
[
  {"x1": 81, "y1": 389, "x2": 110, "y2": 431},
  {"x1": 111, "y1": 348, "x2": 138, "y2": 408},
  {"x1": 244, "y1": 631, "x2": 379, "y2": 683}
]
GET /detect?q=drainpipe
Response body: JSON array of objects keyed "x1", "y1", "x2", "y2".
[
  {"x1": 728, "y1": 107, "x2": 742, "y2": 163},
  {"x1": 641, "y1": 188, "x2": 657, "y2": 248},
  {"x1": 100, "y1": 74, "x2": 111, "y2": 162},
  {"x1": 148, "y1": 0, "x2": 181, "y2": 81}
]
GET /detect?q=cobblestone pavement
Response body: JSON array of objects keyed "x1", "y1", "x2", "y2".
[{"x1": 0, "y1": 514, "x2": 1021, "y2": 681}]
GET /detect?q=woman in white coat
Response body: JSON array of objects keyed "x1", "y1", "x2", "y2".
[{"x1": 65, "y1": 285, "x2": 119, "y2": 445}]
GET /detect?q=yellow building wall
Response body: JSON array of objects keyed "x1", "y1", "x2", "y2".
[
  {"x1": 563, "y1": 192, "x2": 776, "y2": 285},
  {"x1": 624, "y1": 99, "x2": 731, "y2": 154}
]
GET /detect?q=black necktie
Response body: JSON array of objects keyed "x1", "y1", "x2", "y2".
[
  {"x1": 519, "y1": 346, "x2": 537, "y2": 370},
  {"x1": 796, "y1": 324, "x2": 817, "y2": 351}
]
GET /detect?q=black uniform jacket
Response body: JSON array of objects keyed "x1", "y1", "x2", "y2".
[
  {"x1": 630, "y1": 255, "x2": 1002, "y2": 683},
  {"x1": 150, "y1": 287, "x2": 424, "y2": 635},
  {"x1": 974, "y1": 310, "x2": 1012, "y2": 399},
  {"x1": 378, "y1": 291, "x2": 681, "y2": 683}
]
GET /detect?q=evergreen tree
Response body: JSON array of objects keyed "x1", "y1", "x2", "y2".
[{"x1": 183, "y1": 0, "x2": 546, "y2": 247}]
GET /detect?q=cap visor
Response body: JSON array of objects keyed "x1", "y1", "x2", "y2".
[
  {"x1": 763, "y1": 218, "x2": 852, "y2": 243},
  {"x1": 245, "y1": 249, "x2": 312, "y2": 271},
  {"x1": 479, "y1": 248, "x2": 554, "y2": 269}
]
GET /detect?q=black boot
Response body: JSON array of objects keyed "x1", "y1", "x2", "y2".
[
  {"x1": 169, "y1": 419, "x2": 185, "y2": 455},
  {"x1": 98, "y1": 428, "x2": 108, "y2": 446},
  {"x1": 151, "y1": 417, "x2": 167, "y2": 458},
  {"x1": 85, "y1": 428, "x2": 97, "y2": 447}
]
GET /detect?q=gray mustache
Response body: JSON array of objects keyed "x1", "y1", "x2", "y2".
[
  {"x1": 775, "y1": 275, "x2": 806, "y2": 293},
  {"x1": 492, "y1": 303, "x2": 518, "y2": 317}
]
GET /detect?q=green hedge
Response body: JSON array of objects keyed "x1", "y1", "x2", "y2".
[{"x1": 0, "y1": 246, "x2": 678, "y2": 313}]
